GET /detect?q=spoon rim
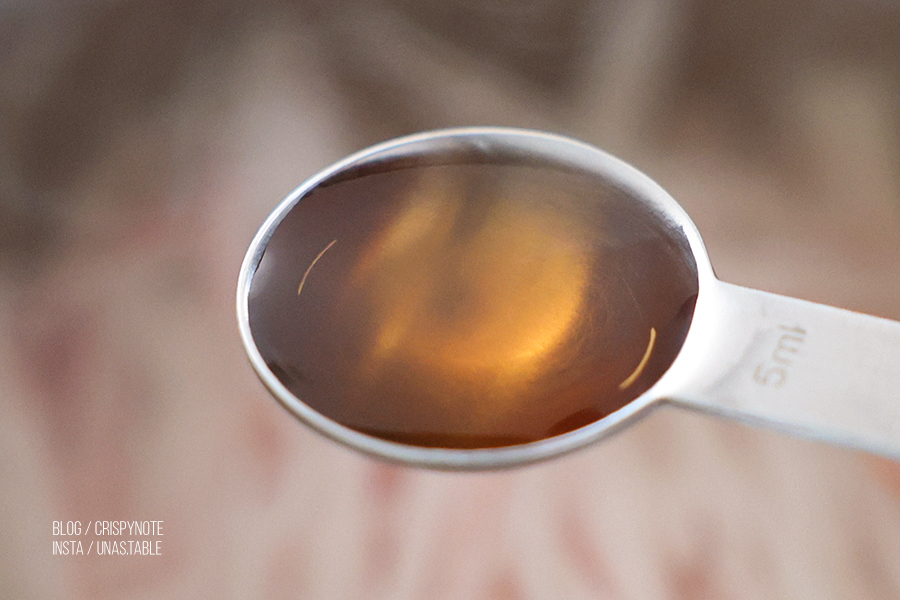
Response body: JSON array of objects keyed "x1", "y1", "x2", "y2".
[{"x1": 236, "y1": 126, "x2": 716, "y2": 469}]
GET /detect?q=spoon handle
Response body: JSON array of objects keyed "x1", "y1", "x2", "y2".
[{"x1": 667, "y1": 281, "x2": 900, "y2": 460}]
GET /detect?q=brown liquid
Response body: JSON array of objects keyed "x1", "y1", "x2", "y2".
[{"x1": 248, "y1": 151, "x2": 698, "y2": 449}]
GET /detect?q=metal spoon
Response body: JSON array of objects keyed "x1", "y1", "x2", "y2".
[{"x1": 237, "y1": 127, "x2": 900, "y2": 469}]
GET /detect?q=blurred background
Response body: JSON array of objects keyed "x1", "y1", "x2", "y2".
[{"x1": 2, "y1": 0, "x2": 900, "y2": 597}]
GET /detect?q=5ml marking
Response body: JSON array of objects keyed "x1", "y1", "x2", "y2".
[{"x1": 753, "y1": 325, "x2": 807, "y2": 388}]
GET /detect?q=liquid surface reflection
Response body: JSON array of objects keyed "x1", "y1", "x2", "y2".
[{"x1": 249, "y1": 155, "x2": 698, "y2": 448}]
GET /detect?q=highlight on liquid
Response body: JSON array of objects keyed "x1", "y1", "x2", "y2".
[{"x1": 247, "y1": 143, "x2": 698, "y2": 449}]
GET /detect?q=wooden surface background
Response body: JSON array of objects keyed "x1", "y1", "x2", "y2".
[{"x1": 3, "y1": 1, "x2": 900, "y2": 598}]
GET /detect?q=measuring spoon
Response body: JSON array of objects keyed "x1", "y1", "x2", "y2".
[{"x1": 237, "y1": 127, "x2": 900, "y2": 469}]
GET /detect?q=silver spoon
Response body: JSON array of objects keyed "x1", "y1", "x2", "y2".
[{"x1": 237, "y1": 127, "x2": 900, "y2": 469}]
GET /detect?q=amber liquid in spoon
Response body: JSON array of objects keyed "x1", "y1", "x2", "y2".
[{"x1": 248, "y1": 153, "x2": 698, "y2": 449}]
